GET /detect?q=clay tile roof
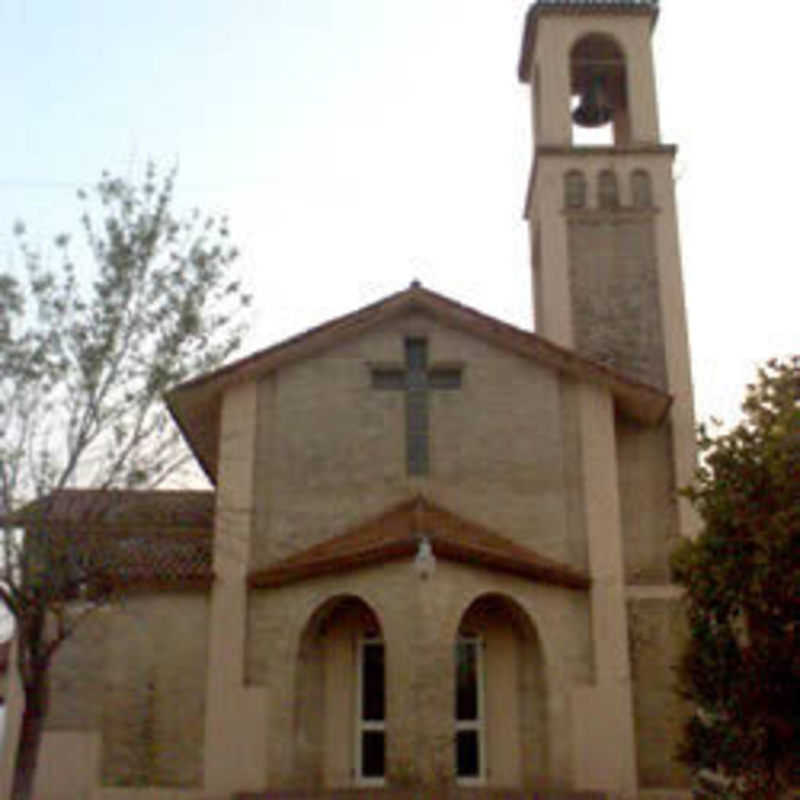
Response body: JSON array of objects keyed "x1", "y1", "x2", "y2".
[
  {"x1": 3, "y1": 489, "x2": 215, "y2": 590},
  {"x1": 248, "y1": 496, "x2": 590, "y2": 591},
  {"x1": 4, "y1": 489, "x2": 215, "y2": 528}
]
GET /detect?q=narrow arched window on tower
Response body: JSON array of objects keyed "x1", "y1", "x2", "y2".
[
  {"x1": 598, "y1": 170, "x2": 619, "y2": 210},
  {"x1": 631, "y1": 169, "x2": 653, "y2": 208},
  {"x1": 564, "y1": 170, "x2": 587, "y2": 209}
]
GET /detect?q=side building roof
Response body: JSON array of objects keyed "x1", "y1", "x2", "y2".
[{"x1": 2, "y1": 489, "x2": 215, "y2": 590}]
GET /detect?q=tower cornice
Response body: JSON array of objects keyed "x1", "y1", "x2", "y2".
[{"x1": 537, "y1": 144, "x2": 675, "y2": 157}]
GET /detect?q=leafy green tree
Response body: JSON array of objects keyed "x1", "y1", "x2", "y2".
[
  {"x1": 0, "y1": 164, "x2": 250, "y2": 800},
  {"x1": 672, "y1": 357, "x2": 800, "y2": 800}
]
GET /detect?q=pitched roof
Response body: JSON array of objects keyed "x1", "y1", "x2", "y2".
[
  {"x1": 3, "y1": 489, "x2": 215, "y2": 590},
  {"x1": 248, "y1": 495, "x2": 590, "y2": 591},
  {"x1": 167, "y1": 284, "x2": 671, "y2": 484},
  {"x1": 4, "y1": 489, "x2": 215, "y2": 529}
]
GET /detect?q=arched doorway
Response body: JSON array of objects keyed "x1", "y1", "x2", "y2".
[
  {"x1": 454, "y1": 593, "x2": 548, "y2": 788},
  {"x1": 294, "y1": 595, "x2": 385, "y2": 789}
]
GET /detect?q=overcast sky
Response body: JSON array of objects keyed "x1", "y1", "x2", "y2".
[{"x1": 1, "y1": 1, "x2": 797, "y2": 433}]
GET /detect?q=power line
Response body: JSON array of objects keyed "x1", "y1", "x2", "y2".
[
  {"x1": 0, "y1": 178, "x2": 268, "y2": 193},
  {"x1": 0, "y1": 180, "x2": 82, "y2": 190}
]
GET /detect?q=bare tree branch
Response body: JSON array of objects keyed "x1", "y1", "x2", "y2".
[{"x1": 0, "y1": 162, "x2": 250, "y2": 800}]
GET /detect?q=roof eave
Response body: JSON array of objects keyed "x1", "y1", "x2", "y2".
[
  {"x1": 247, "y1": 497, "x2": 591, "y2": 592},
  {"x1": 248, "y1": 540, "x2": 418, "y2": 589},
  {"x1": 248, "y1": 537, "x2": 590, "y2": 592},
  {"x1": 165, "y1": 389, "x2": 219, "y2": 486}
]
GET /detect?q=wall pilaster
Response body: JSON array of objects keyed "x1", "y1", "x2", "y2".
[
  {"x1": 651, "y1": 158, "x2": 699, "y2": 539},
  {"x1": 571, "y1": 383, "x2": 638, "y2": 798},
  {"x1": 204, "y1": 381, "x2": 267, "y2": 795},
  {"x1": 413, "y1": 573, "x2": 456, "y2": 787}
]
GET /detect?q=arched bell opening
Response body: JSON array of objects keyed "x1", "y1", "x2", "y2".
[
  {"x1": 570, "y1": 33, "x2": 629, "y2": 147},
  {"x1": 454, "y1": 593, "x2": 549, "y2": 789},
  {"x1": 294, "y1": 595, "x2": 385, "y2": 789}
]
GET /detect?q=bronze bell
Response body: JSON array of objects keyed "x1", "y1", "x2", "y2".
[{"x1": 572, "y1": 76, "x2": 614, "y2": 128}]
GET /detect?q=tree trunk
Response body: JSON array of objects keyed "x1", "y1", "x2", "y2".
[{"x1": 11, "y1": 671, "x2": 49, "y2": 800}]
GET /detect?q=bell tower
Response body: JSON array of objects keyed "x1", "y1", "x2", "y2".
[{"x1": 519, "y1": 0, "x2": 696, "y2": 538}]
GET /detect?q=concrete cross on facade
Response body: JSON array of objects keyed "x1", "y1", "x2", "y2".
[{"x1": 371, "y1": 338, "x2": 463, "y2": 475}]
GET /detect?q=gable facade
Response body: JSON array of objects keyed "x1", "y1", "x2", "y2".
[{"x1": 250, "y1": 312, "x2": 591, "y2": 569}]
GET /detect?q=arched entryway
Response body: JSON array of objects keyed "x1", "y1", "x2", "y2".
[
  {"x1": 454, "y1": 593, "x2": 548, "y2": 788},
  {"x1": 294, "y1": 594, "x2": 385, "y2": 789}
]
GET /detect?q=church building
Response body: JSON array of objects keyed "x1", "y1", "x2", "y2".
[{"x1": 3, "y1": 1, "x2": 697, "y2": 797}]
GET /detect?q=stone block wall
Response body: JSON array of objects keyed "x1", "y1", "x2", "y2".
[
  {"x1": 567, "y1": 214, "x2": 667, "y2": 391},
  {"x1": 251, "y1": 312, "x2": 587, "y2": 574}
]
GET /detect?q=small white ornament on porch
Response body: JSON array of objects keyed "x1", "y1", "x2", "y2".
[{"x1": 414, "y1": 536, "x2": 436, "y2": 580}]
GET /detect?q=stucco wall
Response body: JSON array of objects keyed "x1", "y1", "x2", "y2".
[
  {"x1": 33, "y1": 731, "x2": 100, "y2": 800},
  {"x1": 44, "y1": 592, "x2": 210, "y2": 789},
  {"x1": 616, "y1": 416, "x2": 678, "y2": 584},
  {"x1": 251, "y1": 312, "x2": 586, "y2": 573},
  {"x1": 558, "y1": 378, "x2": 588, "y2": 571},
  {"x1": 47, "y1": 611, "x2": 108, "y2": 731},
  {"x1": 628, "y1": 596, "x2": 690, "y2": 790}
]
